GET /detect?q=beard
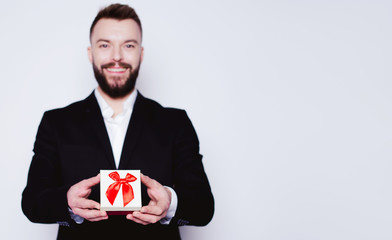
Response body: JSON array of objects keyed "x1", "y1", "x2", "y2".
[{"x1": 93, "y1": 61, "x2": 140, "y2": 99}]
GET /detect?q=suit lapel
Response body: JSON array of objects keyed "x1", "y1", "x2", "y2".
[
  {"x1": 118, "y1": 92, "x2": 145, "y2": 169},
  {"x1": 84, "y1": 93, "x2": 116, "y2": 169}
]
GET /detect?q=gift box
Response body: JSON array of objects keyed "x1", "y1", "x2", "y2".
[{"x1": 100, "y1": 170, "x2": 142, "y2": 212}]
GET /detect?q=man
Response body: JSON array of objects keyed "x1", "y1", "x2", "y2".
[{"x1": 22, "y1": 4, "x2": 214, "y2": 240}]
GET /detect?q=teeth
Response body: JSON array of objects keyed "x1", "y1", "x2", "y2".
[{"x1": 107, "y1": 68, "x2": 126, "y2": 72}]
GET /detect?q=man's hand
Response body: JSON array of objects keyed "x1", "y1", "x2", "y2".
[
  {"x1": 67, "y1": 174, "x2": 108, "y2": 222},
  {"x1": 126, "y1": 173, "x2": 171, "y2": 225}
]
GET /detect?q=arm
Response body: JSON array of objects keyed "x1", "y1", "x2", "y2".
[
  {"x1": 22, "y1": 112, "x2": 71, "y2": 223},
  {"x1": 170, "y1": 110, "x2": 214, "y2": 226},
  {"x1": 21, "y1": 112, "x2": 107, "y2": 224},
  {"x1": 126, "y1": 110, "x2": 214, "y2": 226}
]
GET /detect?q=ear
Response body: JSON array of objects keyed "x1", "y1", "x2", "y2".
[
  {"x1": 140, "y1": 47, "x2": 144, "y2": 64},
  {"x1": 87, "y1": 46, "x2": 93, "y2": 64}
]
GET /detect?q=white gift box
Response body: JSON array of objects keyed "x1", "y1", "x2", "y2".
[{"x1": 100, "y1": 170, "x2": 142, "y2": 211}]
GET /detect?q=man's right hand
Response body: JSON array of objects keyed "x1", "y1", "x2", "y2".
[{"x1": 67, "y1": 174, "x2": 108, "y2": 222}]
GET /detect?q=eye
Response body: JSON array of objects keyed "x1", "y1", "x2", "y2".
[
  {"x1": 99, "y1": 44, "x2": 109, "y2": 48},
  {"x1": 125, "y1": 44, "x2": 135, "y2": 48}
]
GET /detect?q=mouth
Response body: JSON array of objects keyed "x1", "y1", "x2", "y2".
[{"x1": 105, "y1": 67, "x2": 128, "y2": 74}]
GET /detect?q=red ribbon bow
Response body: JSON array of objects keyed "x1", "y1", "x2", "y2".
[{"x1": 105, "y1": 171, "x2": 137, "y2": 207}]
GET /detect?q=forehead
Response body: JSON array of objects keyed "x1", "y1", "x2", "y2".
[{"x1": 91, "y1": 18, "x2": 142, "y2": 43}]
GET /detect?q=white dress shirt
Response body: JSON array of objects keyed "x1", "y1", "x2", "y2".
[{"x1": 94, "y1": 89, "x2": 135, "y2": 168}]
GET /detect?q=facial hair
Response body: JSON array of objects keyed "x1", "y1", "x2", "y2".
[{"x1": 93, "y1": 61, "x2": 140, "y2": 99}]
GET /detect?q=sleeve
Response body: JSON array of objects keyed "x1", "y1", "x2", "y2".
[
  {"x1": 159, "y1": 186, "x2": 178, "y2": 224},
  {"x1": 170, "y1": 110, "x2": 214, "y2": 226},
  {"x1": 21, "y1": 112, "x2": 74, "y2": 225}
]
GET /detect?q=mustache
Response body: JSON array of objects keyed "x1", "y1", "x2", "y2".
[{"x1": 101, "y1": 62, "x2": 132, "y2": 69}]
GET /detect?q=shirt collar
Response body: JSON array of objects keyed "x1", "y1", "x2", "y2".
[{"x1": 94, "y1": 88, "x2": 137, "y2": 120}]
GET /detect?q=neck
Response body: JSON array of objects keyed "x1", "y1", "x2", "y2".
[{"x1": 97, "y1": 87, "x2": 134, "y2": 118}]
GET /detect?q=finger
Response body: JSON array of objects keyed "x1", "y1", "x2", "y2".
[
  {"x1": 126, "y1": 212, "x2": 151, "y2": 225},
  {"x1": 73, "y1": 208, "x2": 107, "y2": 220},
  {"x1": 141, "y1": 205, "x2": 165, "y2": 216},
  {"x1": 88, "y1": 214, "x2": 109, "y2": 222},
  {"x1": 133, "y1": 211, "x2": 161, "y2": 224},
  {"x1": 73, "y1": 208, "x2": 107, "y2": 218},
  {"x1": 80, "y1": 174, "x2": 101, "y2": 188},
  {"x1": 126, "y1": 213, "x2": 146, "y2": 224},
  {"x1": 140, "y1": 174, "x2": 159, "y2": 189},
  {"x1": 73, "y1": 198, "x2": 101, "y2": 210}
]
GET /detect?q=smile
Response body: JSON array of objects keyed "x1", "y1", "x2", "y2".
[{"x1": 106, "y1": 67, "x2": 127, "y2": 73}]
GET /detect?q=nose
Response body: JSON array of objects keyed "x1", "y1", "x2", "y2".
[{"x1": 112, "y1": 46, "x2": 123, "y2": 62}]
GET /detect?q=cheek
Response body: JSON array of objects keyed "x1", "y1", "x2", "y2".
[
  {"x1": 93, "y1": 51, "x2": 111, "y2": 65},
  {"x1": 124, "y1": 50, "x2": 142, "y2": 61},
  {"x1": 128, "y1": 56, "x2": 142, "y2": 67}
]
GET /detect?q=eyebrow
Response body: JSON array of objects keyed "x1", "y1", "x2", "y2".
[
  {"x1": 96, "y1": 39, "x2": 140, "y2": 45},
  {"x1": 124, "y1": 39, "x2": 140, "y2": 45}
]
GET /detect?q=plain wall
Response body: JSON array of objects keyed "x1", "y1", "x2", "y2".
[{"x1": 1, "y1": 0, "x2": 392, "y2": 239}]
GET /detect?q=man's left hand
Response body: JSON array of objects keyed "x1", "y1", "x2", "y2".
[{"x1": 126, "y1": 173, "x2": 171, "y2": 225}]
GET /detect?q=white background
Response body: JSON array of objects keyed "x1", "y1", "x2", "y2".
[{"x1": 1, "y1": 0, "x2": 392, "y2": 239}]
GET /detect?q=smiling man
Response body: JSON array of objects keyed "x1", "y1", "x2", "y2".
[
  {"x1": 90, "y1": 18, "x2": 143, "y2": 101},
  {"x1": 22, "y1": 4, "x2": 214, "y2": 240}
]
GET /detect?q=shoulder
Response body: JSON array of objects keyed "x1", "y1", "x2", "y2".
[
  {"x1": 42, "y1": 93, "x2": 94, "y2": 121},
  {"x1": 136, "y1": 92, "x2": 188, "y2": 120},
  {"x1": 135, "y1": 92, "x2": 196, "y2": 132},
  {"x1": 136, "y1": 93, "x2": 199, "y2": 142}
]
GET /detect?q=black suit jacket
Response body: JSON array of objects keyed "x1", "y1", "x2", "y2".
[{"x1": 22, "y1": 92, "x2": 214, "y2": 240}]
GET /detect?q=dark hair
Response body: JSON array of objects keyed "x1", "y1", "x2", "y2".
[{"x1": 90, "y1": 4, "x2": 142, "y2": 39}]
